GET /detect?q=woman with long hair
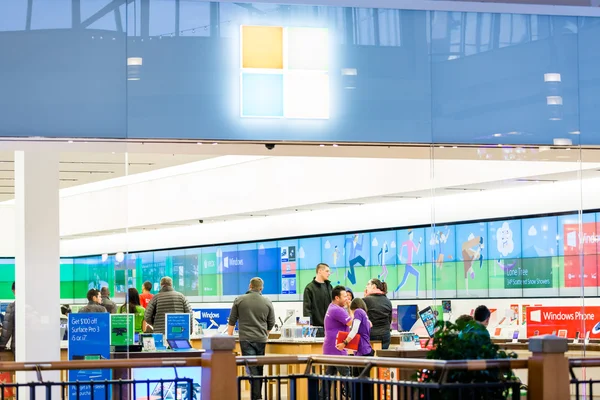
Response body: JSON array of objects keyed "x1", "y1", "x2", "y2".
[
  {"x1": 119, "y1": 287, "x2": 147, "y2": 333},
  {"x1": 363, "y1": 278, "x2": 393, "y2": 349}
]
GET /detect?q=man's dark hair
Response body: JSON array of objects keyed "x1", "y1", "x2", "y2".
[
  {"x1": 455, "y1": 314, "x2": 474, "y2": 327},
  {"x1": 143, "y1": 281, "x2": 152, "y2": 291},
  {"x1": 332, "y1": 285, "x2": 346, "y2": 301},
  {"x1": 11, "y1": 282, "x2": 15, "y2": 291},
  {"x1": 87, "y1": 289, "x2": 99, "y2": 302},
  {"x1": 316, "y1": 263, "x2": 329, "y2": 274},
  {"x1": 100, "y1": 287, "x2": 110, "y2": 296},
  {"x1": 473, "y1": 305, "x2": 491, "y2": 323}
]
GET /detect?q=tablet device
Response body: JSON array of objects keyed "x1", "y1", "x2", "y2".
[
  {"x1": 419, "y1": 306, "x2": 437, "y2": 338},
  {"x1": 557, "y1": 329, "x2": 567, "y2": 338},
  {"x1": 167, "y1": 339, "x2": 192, "y2": 350}
]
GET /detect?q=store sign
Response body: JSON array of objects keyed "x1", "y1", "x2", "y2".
[
  {"x1": 192, "y1": 308, "x2": 230, "y2": 330},
  {"x1": 240, "y1": 25, "x2": 329, "y2": 119},
  {"x1": 526, "y1": 306, "x2": 600, "y2": 338}
]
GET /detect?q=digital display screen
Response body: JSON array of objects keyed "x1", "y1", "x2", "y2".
[
  {"x1": 397, "y1": 305, "x2": 418, "y2": 332},
  {"x1": 419, "y1": 306, "x2": 437, "y2": 338}
]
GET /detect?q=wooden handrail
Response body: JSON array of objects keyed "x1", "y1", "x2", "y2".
[
  {"x1": 0, "y1": 355, "x2": 527, "y2": 374},
  {"x1": 569, "y1": 357, "x2": 600, "y2": 368},
  {"x1": 236, "y1": 355, "x2": 528, "y2": 371}
]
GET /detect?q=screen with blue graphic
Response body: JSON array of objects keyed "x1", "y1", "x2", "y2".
[
  {"x1": 36, "y1": 209, "x2": 600, "y2": 302},
  {"x1": 522, "y1": 216, "x2": 558, "y2": 258},
  {"x1": 425, "y1": 225, "x2": 456, "y2": 264},
  {"x1": 193, "y1": 308, "x2": 231, "y2": 330}
]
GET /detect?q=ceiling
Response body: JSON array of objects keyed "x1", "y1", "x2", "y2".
[
  {"x1": 0, "y1": 152, "x2": 217, "y2": 201},
  {"x1": 1, "y1": 140, "x2": 599, "y2": 239}
]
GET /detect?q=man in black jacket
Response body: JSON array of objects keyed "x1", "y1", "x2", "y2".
[{"x1": 303, "y1": 263, "x2": 333, "y2": 337}]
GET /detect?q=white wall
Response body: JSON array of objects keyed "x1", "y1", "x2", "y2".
[{"x1": 59, "y1": 173, "x2": 598, "y2": 256}]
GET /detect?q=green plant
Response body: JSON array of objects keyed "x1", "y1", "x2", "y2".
[{"x1": 415, "y1": 320, "x2": 519, "y2": 400}]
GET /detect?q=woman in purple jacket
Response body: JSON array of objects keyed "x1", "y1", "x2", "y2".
[{"x1": 336, "y1": 297, "x2": 374, "y2": 400}]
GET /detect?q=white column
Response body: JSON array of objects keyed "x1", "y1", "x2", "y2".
[{"x1": 14, "y1": 151, "x2": 61, "y2": 388}]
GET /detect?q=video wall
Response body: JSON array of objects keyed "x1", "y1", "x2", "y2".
[{"x1": 2, "y1": 210, "x2": 600, "y2": 302}]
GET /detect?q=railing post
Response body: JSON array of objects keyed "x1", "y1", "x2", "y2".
[
  {"x1": 527, "y1": 335, "x2": 569, "y2": 400},
  {"x1": 201, "y1": 335, "x2": 238, "y2": 400}
]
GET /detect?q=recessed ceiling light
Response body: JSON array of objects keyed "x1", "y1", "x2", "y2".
[
  {"x1": 544, "y1": 73, "x2": 561, "y2": 82},
  {"x1": 212, "y1": 142, "x2": 218, "y2": 145},
  {"x1": 452, "y1": 146, "x2": 458, "y2": 149},
  {"x1": 553, "y1": 138, "x2": 572, "y2": 146},
  {"x1": 493, "y1": 133, "x2": 502, "y2": 137},
  {"x1": 197, "y1": 142, "x2": 203, "y2": 145},
  {"x1": 333, "y1": 144, "x2": 339, "y2": 147},
  {"x1": 569, "y1": 131, "x2": 581, "y2": 135},
  {"x1": 547, "y1": 96, "x2": 563, "y2": 105},
  {"x1": 319, "y1": 144, "x2": 325, "y2": 147},
  {"x1": 439, "y1": 146, "x2": 445, "y2": 149},
  {"x1": 68, "y1": 140, "x2": 73, "y2": 143}
]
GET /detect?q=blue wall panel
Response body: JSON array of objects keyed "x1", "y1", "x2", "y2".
[{"x1": 0, "y1": 1, "x2": 599, "y2": 145}]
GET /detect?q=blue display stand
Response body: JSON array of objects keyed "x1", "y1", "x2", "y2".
[
  {"x1": 68, "y1": 313, "x2": 111, "y2": 399},
  {"x1": 165, "y1": 313, "x2": 191, "y2": 340}
]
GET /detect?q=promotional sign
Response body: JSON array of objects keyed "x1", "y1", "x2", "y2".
[
  {"x1": 503, "y1": 259, "x2": 553, "y2": 289},
  {"x1": 563, "y1": 222, "x2": 599, "y2": 288},
  {"x1": 165, "y1": 313, "x2": 191, "y2": 340},
  {"x1": 526, "y1": 306, "x2": 600, "y2": 338},
  {"x1": 110, "y1": 314, "x2": 135, "y2": 346},
  {"x1": 192, "y1": 308, "x2": 230, "y2": 330},
  {"x1": 68, "y1": 313, "x2": 111, "y2": 400}
]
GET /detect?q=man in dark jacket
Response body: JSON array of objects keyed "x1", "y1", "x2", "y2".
[
  {"x1": 303, "y1": 263, "x2": 333, "y2": 337},
  {"x1": 145, "y1": 276, "x2": 192, "y2": 334},
  {"x1": 0, "y1": 282, "x2": 15, "y2": 352}
]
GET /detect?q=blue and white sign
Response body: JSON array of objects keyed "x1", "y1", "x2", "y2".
[
  {"x1": 192, "y1": 308, "x2": 230, "y2": 330},
  {"x1": 68, "y1": 313, "x2": 111, "y2": 400},
  {"x1": 165, "y1": 313, "x2": 191, "y2": 340}
]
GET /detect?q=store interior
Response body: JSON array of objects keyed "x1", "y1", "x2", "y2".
[{"x1": 0, "y1": 139, "x2": 597, "y2": 341}]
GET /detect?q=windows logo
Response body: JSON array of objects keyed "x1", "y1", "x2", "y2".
[{"x1": 240, "y1": 25, "x2": 329, "y2": 119}]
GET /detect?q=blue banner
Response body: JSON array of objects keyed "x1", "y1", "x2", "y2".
[
  {"x1": 68, "y1": 313, "x2": 111, "y2": 400},
  {"x1": 165, "y1": 313, "x2": 191, "y2": 340},
  {"x1": 192, "y1": 308, "x2": 230, "y2": 330}
]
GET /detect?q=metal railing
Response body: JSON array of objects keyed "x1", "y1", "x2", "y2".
[
  {"x1": 570, "y1": 357, "x2": 600, "y2": 400},
  {"x1": 235, "y1": 355, "x2": 528, "y2": 400},
  {"x1": 0, "y1": 358, "x2": 205, "y2": 400}
]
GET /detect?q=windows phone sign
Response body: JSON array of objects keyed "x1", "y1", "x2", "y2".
[{"x1": 526, "y1": 306, "x2": 600, "y2": 338}]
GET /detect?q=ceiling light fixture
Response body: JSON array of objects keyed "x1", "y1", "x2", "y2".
[
  {"x1": 553, "y1": 138, "x2": 572, "y2": 146},
  {"x1": 212, "y1": 142, "x2": 218, "y2": 145},
  {"x1": 547, "y1": 96, "x2": 563, "y2": 105},
  {"x1": 569, "y1": 131, "x2": 581, "y2": 135},
  {"x1": 544, "y1": 73, "x2": 561, "y2": 82}
]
